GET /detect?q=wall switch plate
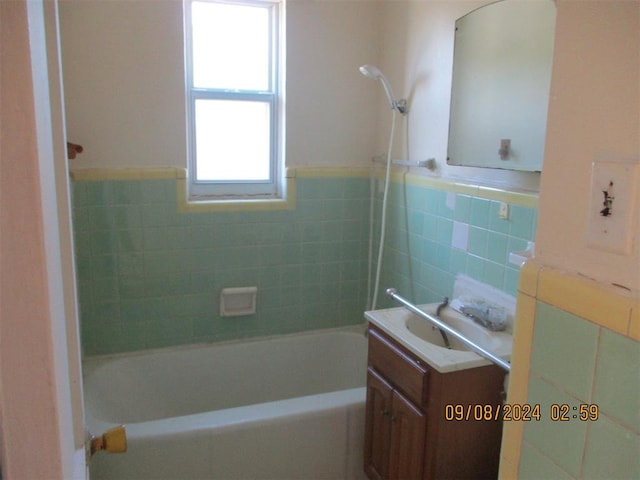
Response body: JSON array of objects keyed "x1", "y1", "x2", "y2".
[{"x1": 586, "y1": 160, "x2": 639, "y2": 254}]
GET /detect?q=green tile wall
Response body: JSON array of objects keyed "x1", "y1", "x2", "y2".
[
  {"x1": 72, "y1": 176, "x2": 370, "y2": 355},
  {"x1": 374, "y1": 182, "x2": 537, "y2": 308},
  {"x1": 521, "y1": 302, "x2": 640, "y2": 479},
  {"x1": 72, "y1": 174, "x2": 539, "y2": 356}
]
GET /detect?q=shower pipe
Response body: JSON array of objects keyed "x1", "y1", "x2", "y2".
[
  {"x1": 370, "y1": 109, "x2": 397, "y2": 310},
  {"x1": 385, "y1": 288, "x2": 512, "y2": 372},
  {"x1": 360, "y1": 64, "x2": 408, "y2": 310}
]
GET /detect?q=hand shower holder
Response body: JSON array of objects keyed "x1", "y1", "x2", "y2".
[{"x1": 394, "y1": 98, "x2": 408, "y2": 115}]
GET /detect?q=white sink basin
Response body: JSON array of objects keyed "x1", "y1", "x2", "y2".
[
  {"x1": 404, "y1": 309, "x2": 507, "y2": 352},
  {"x1": 365, "y1": 303, "x2": 513, "y2": 373}
]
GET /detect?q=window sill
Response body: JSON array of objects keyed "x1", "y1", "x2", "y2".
[{"x1": 177, "y1": 173, "x2": 296, "y2": 213}]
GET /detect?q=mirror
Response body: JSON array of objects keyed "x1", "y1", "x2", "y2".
[{"x1": 447, "y1": 0, "x2": 556, "y2": 171}]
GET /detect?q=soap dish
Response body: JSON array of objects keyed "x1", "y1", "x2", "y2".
[{"x1": 220, "y1": 286, "x2": 257, "y2": 317}]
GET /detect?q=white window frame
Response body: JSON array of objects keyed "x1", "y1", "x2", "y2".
[{"x1": 184, "y1": 0, "x2": 284, "y2": 200}]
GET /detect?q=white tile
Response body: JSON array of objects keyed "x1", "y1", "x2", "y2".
[{"x1": 452, "y1": 221, "x2": 469, "y2": 251}]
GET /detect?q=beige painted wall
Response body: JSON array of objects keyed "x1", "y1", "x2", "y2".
[
  {"x1": 59, "y1": 0, "x2": 554, "y2": 191},
  {"x1": 375, "y1": 0, "x2": 542, "y2": 192},
  {"x1": 536, "y1": 0, "x2": 640, "y2": 293},
  {"x1": 377, "y1": 0, "x2": 639, "y2": 291},
  {"x1": 60, "y1": 0, "x2": 187, "y2": 169},
  {"x1": 59, "y1": 0, "x2": 381, "y2": 170},
  {"x1": 286, "y1": 0, "x2": 381, "y2": 167}
]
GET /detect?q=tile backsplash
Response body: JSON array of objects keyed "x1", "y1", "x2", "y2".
[
  {"x1": 73, "y1": 173, "x2": 370, "y2": 355},
  {"x1": 521, "y1": 302, "x2": 640, "y2": 479},
  {"x1": 72, "y1": 169, "x2": 537, "y2": 355},
  {"x1": 375, "y1": 180, "x2": 537, "y2": 308}
]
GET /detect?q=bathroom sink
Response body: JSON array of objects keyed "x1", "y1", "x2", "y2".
[
  {"x1": 365, "y1": 303, "x2": 513, "y2": 373},
  {"x1": 404, "y1": 308, "x2": 505, "y2": 352}
]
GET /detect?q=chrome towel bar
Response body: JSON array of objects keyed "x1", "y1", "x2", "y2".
[
  {"x1": 385, "y1": 288, "x2": 511, "y2": 372},
  {"x1": 371, "y1": 155, "x2": 436, "y2": 169}
]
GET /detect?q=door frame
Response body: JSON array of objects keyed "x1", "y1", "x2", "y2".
[{"x1": 0, "y1": 0, "x2": 86, "y2": 477}]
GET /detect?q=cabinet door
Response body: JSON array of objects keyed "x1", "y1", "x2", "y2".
[
  {"x1": 388, "y1": 390, "x2": 426, "y2": 480},
  {"x1": 364, "y1": 368, "x2": 393, "y2": 480}
]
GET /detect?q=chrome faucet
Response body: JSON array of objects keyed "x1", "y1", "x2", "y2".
[{"x1": 459, "y1": 303, "x2": 507, "y2": 332}]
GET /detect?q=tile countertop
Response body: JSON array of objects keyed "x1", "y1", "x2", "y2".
[{"x1": 364, "y1": 305, "x2": 513, "y2": 374}]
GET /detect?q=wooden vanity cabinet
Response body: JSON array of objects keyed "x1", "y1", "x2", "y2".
[
  {"x1": 364, "y1": 325, "x2": 506, "y2": 480},
  {"x1": 365, "y1": 368, "x2": 426, "y2": 480}
]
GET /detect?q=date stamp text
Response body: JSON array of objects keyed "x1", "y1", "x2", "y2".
[{"x1": 444, "y1": 403, "x2": 599, "y2": 422}]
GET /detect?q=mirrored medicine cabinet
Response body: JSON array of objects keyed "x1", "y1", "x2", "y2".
[{"x1": 447, "y1": 0, "x2": 556, "y2": 172}]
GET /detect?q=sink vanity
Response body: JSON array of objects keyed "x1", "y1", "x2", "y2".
[{"x1": 363, "y1": 304, "x2": 512, "y2": 479}]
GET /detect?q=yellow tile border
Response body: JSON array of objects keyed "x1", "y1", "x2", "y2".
[
  {"x1": 518, "y1": 259, "x2": 541, "y2": 297},
  {"x1": 500, "y1": 260, "x2": 639, "y2": 478},
  {"x1": 400, "y1": 171, "x2": 539, "y2": 207},
  {"x1": 69, "y1": 166, "x2": 372, "y2": 181},
  {"x1": 508, "y1": 293, "x2": 538, "y2": 403},
  {"x1": 537, "y1": 266, "x2": 634, "y2": 336},
  {"x1": 515, "y1": 258, "x2": 638, "y2": 337},
  {"x1": 176, "y1": 174, "x2": 297, "y2": 213},
  {"x1": 498, "y1": 457, "x2": 518, "y2": 480},
  {"x1": 290, "y1": 166, "x2": 371, "y2": 178},
  {"x1": 630, "y1": 304, "x2": 640, "y2": 341},
  {"x1": 69, "y1": 166, "x2": 539, "y2": 207},
  {"x1": 300, "y1": 167, "x2": 538, "y2": 207},
  {"x1": 69, "y1": 167, "x2": 179, "y2": 181},
  {"x1": 476, "y1": 184, "x2": 539, "y2": 208},
  {"x1": 499, "y1": 292, "x2": 537, "y2": 480},
  {"x1": 174, "y1": 167, "x2": 370, "y2": 212}
]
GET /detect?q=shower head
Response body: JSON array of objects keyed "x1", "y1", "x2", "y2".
[
  {"x1": 359, "y1": 64, "x2": 407, "y2": 114},
  {"x1": 359, "y1": 64, "x2": 396, "y2": 110},
  {"x1": 359, "y1": 64, "x2": 384, "y2": 80}
]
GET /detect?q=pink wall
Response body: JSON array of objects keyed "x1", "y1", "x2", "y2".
[{"x1": 0, "y1": 1, "x2": 81, "y2": 477}]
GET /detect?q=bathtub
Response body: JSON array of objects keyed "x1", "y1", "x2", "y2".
[{"x1": 84, "y1": 327, "x2": 368, "y2": 480}]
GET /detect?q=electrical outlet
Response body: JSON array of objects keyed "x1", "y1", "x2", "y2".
[
  {"x1": 498, "y1": 202, "x2": 509, "y2": 219},
  {"x1": 585, "y1": 161, "x2": 639, "y2": 254}
]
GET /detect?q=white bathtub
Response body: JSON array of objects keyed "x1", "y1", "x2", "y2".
[{"x1": 84, "y1": 327, "x2": 368, "y2": 480}]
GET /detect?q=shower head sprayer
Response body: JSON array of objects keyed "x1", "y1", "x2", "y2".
[
  {"x1": 359, "y1": 64, "x2": 407, "y2": 115},
  {"x1": 359, "y1": 64, "x2": 383, "y2": 79}
]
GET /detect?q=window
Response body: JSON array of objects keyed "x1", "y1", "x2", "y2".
[{"x1": 185, "y1": 0, "x2": 283, "y2": 199}]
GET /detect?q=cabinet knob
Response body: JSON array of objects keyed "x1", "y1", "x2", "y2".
[{"x1": 381, "y1": 409, "x2": 397, "y2": 422}]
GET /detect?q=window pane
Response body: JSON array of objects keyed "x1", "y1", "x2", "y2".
[
  {"x1": 191, "y1": 1, "x2": 270, "y2": 91},
  {"x1": 194, "y1": 99, "x2": 271, "y2": 181}
]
